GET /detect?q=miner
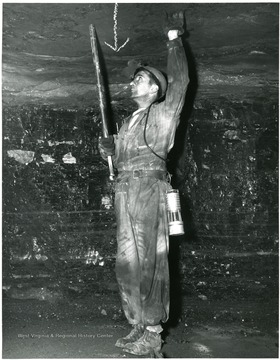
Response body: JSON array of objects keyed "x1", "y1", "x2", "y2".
[{"x1": 98, "y1": 12, "x2": 189, "y2": 356}]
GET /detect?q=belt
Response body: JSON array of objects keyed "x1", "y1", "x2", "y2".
[{"x1": 117, "y1": 169, "x2": 167, "y2": 181}]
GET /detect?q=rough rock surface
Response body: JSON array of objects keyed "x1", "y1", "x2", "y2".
[
  {"x1": 3, "y1": 3, "x2": 278, "y2": 107},
  {"x1": 2, "y1": 4, "x2": 278, "y2": 358}
]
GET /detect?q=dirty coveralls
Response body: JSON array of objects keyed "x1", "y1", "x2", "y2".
[{"x1": 112, "y1": 37, "x2": 189, "y2": 329}]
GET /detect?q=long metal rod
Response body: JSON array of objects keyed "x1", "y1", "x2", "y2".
[{"x1": 89, "y1": 24, "x2": 114, "y2": 181}]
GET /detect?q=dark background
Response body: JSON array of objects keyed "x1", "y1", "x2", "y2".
[{"x1": 2, "y1": 3, "x2": 279, "y2": 358}]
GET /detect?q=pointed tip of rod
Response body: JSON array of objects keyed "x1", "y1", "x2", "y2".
[{"x1": 89, "y1": 24, "x2": 97, "y2": 38}]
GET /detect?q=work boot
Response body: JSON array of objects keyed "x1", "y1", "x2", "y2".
[
  {"x1": 115, "y1": 324, "x2": 144, "y2": 348},
  {"x1": 123, "y1": 329, "x2": 162, "y2": 356}
]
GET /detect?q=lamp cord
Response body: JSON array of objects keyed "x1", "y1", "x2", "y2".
[{"x1": 143, "y1": 104, "x2": 166, "y2": 162}]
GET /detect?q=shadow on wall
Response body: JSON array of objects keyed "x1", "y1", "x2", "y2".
[
  {"x1": 167, "y1": 25, "x2": 198, "y2": 177},
  {"x1": 255, "y1": 125, "x2": 279, "y2": 234},
  {"x1": 166, "y1": 29, "x2": 199, "y2": 330},
  {"x1": 167, "y1": 28, "x2": 199, "y2": 238}
]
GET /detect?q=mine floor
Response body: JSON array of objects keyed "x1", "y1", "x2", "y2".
[
  {"x1": 2, "y1": 242, "x2": 279, "y2": 358},
  {"x1": 2, "y1": 290, "x2": 278, "y2": 358}
]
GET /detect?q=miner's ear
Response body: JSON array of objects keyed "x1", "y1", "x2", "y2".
[{"x1": 150, "y1": 83, "x2": 159, "y2": 95}]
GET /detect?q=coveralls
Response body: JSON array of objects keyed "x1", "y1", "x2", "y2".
[{"x1": 112, "y1": 36, "x2": 189, "y2": 328}]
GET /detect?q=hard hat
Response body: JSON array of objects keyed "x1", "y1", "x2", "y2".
[{"x1": 134, "y1": 66, "x2": 167, "y2": 100}]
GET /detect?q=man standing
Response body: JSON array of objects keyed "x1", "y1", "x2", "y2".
[{"x1": 99, "y1": 13, "x2": 189, "y2": 356}]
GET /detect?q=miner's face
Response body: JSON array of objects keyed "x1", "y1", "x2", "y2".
[{"x1": 130, "y1": 71, "x2": 156, "y2": 99}]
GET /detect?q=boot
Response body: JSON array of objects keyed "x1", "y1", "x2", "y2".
[
  {"x1": 115, "y1": 324, "x2": 144, "y2": 348},
  {"x1": 123, "y1": 329, "x2": 162, "y2": 356}
]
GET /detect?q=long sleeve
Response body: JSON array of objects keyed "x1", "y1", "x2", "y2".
[
  {"x1": 144, "y1": 36, "x2": 189, "y2": 158},
  {"x1": 164, "y1": 37, "x2": 189, "y2": 120},
  {"x1": 113, "y1": 36, "x2": 189, "y2": 172}
]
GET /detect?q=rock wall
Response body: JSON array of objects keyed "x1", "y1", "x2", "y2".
[
  {"x1": 3, "y1": 95, "x2": 278, "y2": 275},
  {"x1": 2, "y1": 3, "x2": 279, "y2": 295},
  {"x1": 3, "y1": 105, "x2": 121, "y2": 273},
  {"x1": 174, "y1": 97, "x2": 278, "y2": 251}
]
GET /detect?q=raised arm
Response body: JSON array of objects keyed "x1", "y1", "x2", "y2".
[{"x1": 163, "y1": 29, "x2": 189, "y2": 117}]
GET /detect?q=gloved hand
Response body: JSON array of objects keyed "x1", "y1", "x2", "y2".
[
  {"x1": 164, "y1": 11, "x2": 185, "y2": 37},
  {"x1": 98, "y1": 135, "x2": 115, "y2": 157}
]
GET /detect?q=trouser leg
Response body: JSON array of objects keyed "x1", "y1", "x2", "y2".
[{"x1": 115, "y1": 178, "x2": 170, "y2": 326}]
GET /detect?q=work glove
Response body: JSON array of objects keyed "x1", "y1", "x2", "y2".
[
  {"x1": 98, "y1": 135, "x2": 115, "y2": 157},
  {"x1": 164, "y1": 11, "x2": 185, "y2": 37}
]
